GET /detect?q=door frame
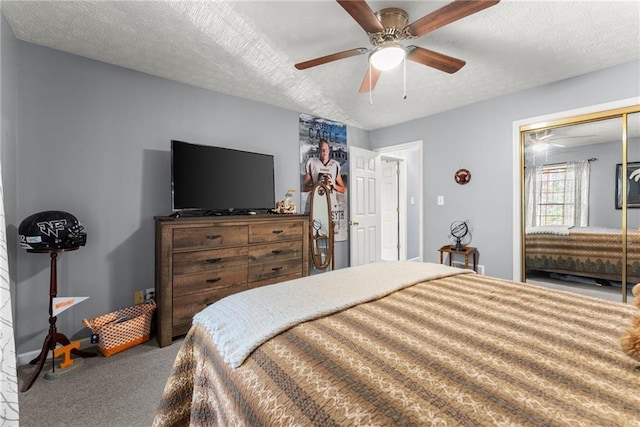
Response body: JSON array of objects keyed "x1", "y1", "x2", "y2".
[{"x1": 376, "y1": 140, "x2": 423, "y2": 262}]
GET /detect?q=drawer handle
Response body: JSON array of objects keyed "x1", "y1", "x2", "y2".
[
  {"x1": 271, "y1": 250, "x2": 283, "y2": 255},
  {"x1": 205, "y1": 258, "x2": 222, "y2": 264},
  {"x1": 271, "y1": 266, "x2": 283, "y2": 272},
  {"x1": 272, "y1": 230, "x2": 283, "y2": 234},
  {"x1": 206, "y1": 235, "x2": 222, "y2": 240},
  {"x1": 206, "y1": 278, "x2": 221, "y2": 284}
]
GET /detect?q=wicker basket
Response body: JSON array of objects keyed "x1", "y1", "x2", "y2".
[{"x1": 83, "y1": 300, "x2": 155, "y2": 357}]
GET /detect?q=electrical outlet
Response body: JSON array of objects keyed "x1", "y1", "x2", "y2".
[
  {"x1": 144, "y1": 288, "x2": 155, "y2": 303},
  {"x1": 134, "y1": 290, "x2": 144, "y2": 305}
]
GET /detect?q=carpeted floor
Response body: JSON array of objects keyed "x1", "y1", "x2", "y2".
[
  {"x1": 17, "y1": 337, "x2": 182, "y2": 427},
  {"x1": 526, "y1": 272, "x2": 635, "y2": 303}
]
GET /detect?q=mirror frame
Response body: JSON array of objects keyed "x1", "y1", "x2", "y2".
[
  {"x1": 519, "y1": 104, "x2": 640, "y2": 303},
  {"x1": 309, "y1": 183, "x2": 334, "y2": 270}
]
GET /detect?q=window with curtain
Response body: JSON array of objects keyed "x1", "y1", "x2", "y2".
[
  {"x1": 536, "y1": 164, "x2": 573, "y2": 225},
  {"x1": 525, "y1": 160, "x2": 590, "y2": 228}
]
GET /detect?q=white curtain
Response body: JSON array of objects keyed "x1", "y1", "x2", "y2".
[
  {"x1": 524, "y1": 160, "x2": 590, "y2": 228},
  {"x1": 567, "y1": 160, "x2": 590, "y2": 227},
  {"x1": 0, "y1": 161, "x2": 19, "y2": 423},
  {"x1": 524, "y1": 165, "x2": 543, "y2": 229}
]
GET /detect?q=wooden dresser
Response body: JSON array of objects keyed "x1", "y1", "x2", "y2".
[{"x1": 155, "y1": 214, "x2": 309, "y2": 347}]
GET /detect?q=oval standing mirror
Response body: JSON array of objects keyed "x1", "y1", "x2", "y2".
[{"x1": 309, "y1": 183, "x2": 334, "y2": 270}]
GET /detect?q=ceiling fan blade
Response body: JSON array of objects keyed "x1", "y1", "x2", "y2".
[
  {"x1": 406, "y1": 46, "x2": 465, "y2": 74},
  {"x1": 359, "y1": 67, "x2": 382, "y2": 93},
  {"x1": 551, "y1": 134, "x2": 598, "y2": 140},
  {"x1": 295, "y1": 47, "x2": 368, "y2": 70},
  {"x1": 407, "y1": 0, "x2": 500, "y2": 38},
  {"x1": 336, "y1": 0, "x2": 384, "y2": 33}
]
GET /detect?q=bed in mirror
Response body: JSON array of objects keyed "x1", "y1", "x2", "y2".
[{"x1": 309, "y1": 183, "x2": 334, "y2": 270}]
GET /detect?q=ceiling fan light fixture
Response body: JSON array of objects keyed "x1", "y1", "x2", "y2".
[
  {"x1": 369, "y1": 44, "x2": 405, "y2": 71},
  {"x1": 531, "y1": 142, "x2": 548, "y2": 152}
]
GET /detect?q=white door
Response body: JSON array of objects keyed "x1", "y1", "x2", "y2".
[
  {"x1": 381, "y1": 159, "x2": 399, "y2": 260},
  {"x1": 349, "y1": 146, "x2": 380, "y2": 266}
]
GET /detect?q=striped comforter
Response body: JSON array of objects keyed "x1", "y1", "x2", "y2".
[
  {"x1": 526, "y1": 227, "x2": 640, "y2": 282},
  {"x1": 154, "y1": 267, "x2": 640, "y2": 426}
]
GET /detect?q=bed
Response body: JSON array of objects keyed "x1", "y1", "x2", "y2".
[
  {"x1": 153, "y1": 261, "x2": 640, "y2": 426},
  {"x1": 525, "y1": 226, "x2": 640, "y2": 283}
]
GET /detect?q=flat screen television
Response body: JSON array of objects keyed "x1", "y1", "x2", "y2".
[{"x1": 171, "y1": 140, "x2": 275, "y2": 214}]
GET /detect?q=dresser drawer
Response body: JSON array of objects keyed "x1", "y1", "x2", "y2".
[
  {"x1": 173, "y1": 267, "x2": 248, "y2": 297},
  {"x1": 249, "y1": 241, "x2": 303, "y2": 263},
  {"x1": 248, "y1": 259, "x2": 303, "y2": 283},
  {"x1": 173, "y1": 225, "x2": 248, "y2": 250},
  {"x1": 172, "y1": 284, "x2": 248, "y2": 327},
  {"x1": 249, "y1": 272, "x2": 302, "y2": 289},
  {"x1": 173, "y1": 247, "x2": 247, "y2": 275},
  {"x1": 249, "y1": 221, "x2": 303, "y2": 243}
]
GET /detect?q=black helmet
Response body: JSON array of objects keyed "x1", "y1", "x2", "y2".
[{"x1": 19, "y1": 211, "x2": 87, "y2": 250}]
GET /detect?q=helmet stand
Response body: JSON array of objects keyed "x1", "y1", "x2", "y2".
[{"x1": 21, "y1": 248, "x2": 96, "y2": 392}]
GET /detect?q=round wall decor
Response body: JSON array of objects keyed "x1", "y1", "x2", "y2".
[{"x1": 454, "y1": 168, "x2": 471, "y2": 185}]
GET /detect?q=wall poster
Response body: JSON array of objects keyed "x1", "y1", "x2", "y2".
[
  {"x1": 616, "y1": 162, "x2": 640, "y2": 209},
  {"x1": 299, "y1": 114, "x2": 348, "y2": 241}
]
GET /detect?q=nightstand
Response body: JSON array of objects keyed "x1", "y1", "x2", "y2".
[{"x1": 438, "y1": 245, "x2": 478, "y2": 272}]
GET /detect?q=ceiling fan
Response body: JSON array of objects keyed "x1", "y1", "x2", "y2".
[
  {"x1": 525, "y1": 129, "x2": 600, "y2": 152},
  {"x1": 526, "y1": 130, "x2": 565, "y2": 151},
  {"x1": 294, "y1": 0, "x2": 500, "y2": 93}
]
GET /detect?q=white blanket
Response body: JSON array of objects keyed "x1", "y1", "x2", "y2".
[
  {"x1": 193, "y1": 261, "x2": 473, "y2": 368},
  {"x1": 525, "y1": 225, "x2": 572, "y2": 235}
]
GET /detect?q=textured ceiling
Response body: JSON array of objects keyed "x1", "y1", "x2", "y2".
[{"x1": 1, "y1": 0, "x2": 639, "y2": 130}]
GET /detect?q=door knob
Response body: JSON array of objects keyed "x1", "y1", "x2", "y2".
[{"x1": 349, "y1": 221, "x2": 359, "y2": 226}]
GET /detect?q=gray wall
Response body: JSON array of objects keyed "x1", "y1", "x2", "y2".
[
  {"x1": 369, "y1": 60, "x2": 640, "y2": 279},
  {"x1": 9, "y1": 39, "x2": 368, "y2": 355}
]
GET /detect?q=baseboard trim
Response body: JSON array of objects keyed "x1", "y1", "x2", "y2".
[
  {"x1": 17, "y1": 337, "x2": 93, "y2": 366},
  {"x1": 451, "y1": 261, "x2": 485, "y2": 275}
]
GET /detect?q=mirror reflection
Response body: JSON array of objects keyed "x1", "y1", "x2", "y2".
[
  {"x1": 309, "y1": 183, "x2": 334, "y2": 270},
  {"x1": 523, "y1": 112, "x2": 640, "y2": 301}
]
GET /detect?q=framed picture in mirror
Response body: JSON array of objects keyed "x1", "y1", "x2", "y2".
[{"x1": 615, "y1": 162, "x2": 640, "y2": 209}]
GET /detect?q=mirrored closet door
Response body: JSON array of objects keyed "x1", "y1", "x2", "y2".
[{"x1": 521, "y1": 105, "x2": 640, "y2": 302}]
